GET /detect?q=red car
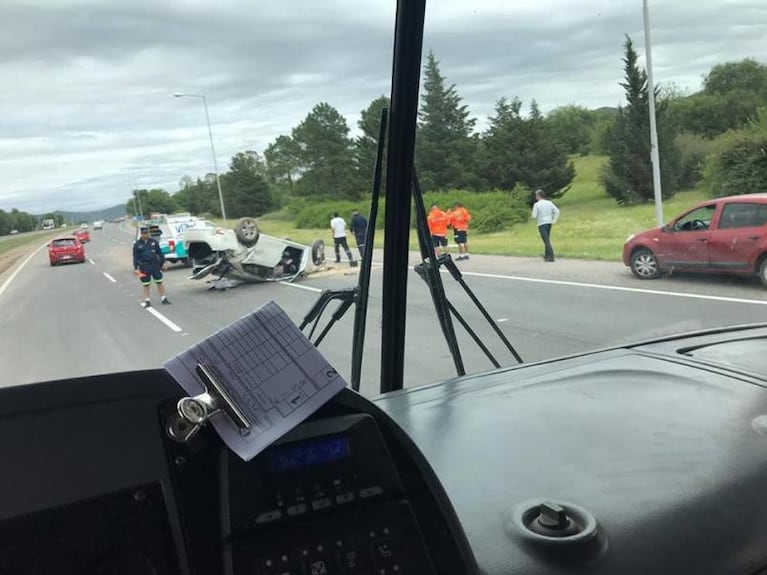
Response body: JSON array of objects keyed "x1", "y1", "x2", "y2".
[
  {"x1": 73, "y1": 228, "x2": 90, "y2": 243},
  {"x1": 623, "y1": 194, "x2": 767, "y2": 286},
  {"x1": 48, "y1": 236, "x2": 86, "y2": 266}
]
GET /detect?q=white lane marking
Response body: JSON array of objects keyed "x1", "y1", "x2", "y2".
[
  {"x1": 0, "y1": 242, "x2": 49, "y2": 300},
  {"x1": 144, "y1": 305, "x2": 183, "y2": 332},
  {"x1": 283, "y1": 261, "x2": 766, "y2": 306},
  {"x1": 497, "y1": 318, "x2": 509, "y2": 323},
  {"x1": 280, "y1": 282, "x2": 323, "y2": 293},
  {"x1": 103, "y1": 272, "x2": 117, "y2": 283},
  {"x1": 457, "y1": 270, "x2": 767, "y2": 306},
  {"x1": 89, "y1": 258, "x2": 95, "y2": 264}
]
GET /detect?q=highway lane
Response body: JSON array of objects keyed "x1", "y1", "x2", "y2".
[{"x1": 0, "y1": 222, "x2": 765, "y2": 396}]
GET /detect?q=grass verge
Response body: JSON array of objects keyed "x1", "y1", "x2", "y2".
[{"x1": 220, "y1": 155, "x2": 710, "y2": 261}]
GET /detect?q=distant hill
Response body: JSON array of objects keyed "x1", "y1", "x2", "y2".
[
  {"x1": 593, "y1": 106, "x2": 619, "y2": 116},
  {"x1": 37, "y1": 204, "x2": 127, "y2": 225}
]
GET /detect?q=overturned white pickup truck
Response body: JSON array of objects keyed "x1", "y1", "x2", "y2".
[{"x1": 183, "y1": 217, "x2": 326, "y2": 286}]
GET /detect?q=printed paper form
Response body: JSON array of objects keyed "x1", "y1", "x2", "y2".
[{"x1": 163, "y1": 301, "x2": 347, "y2": 460}]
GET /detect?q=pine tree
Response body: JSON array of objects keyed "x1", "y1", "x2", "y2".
[
  {"x1": 479, "y1": 98, "x2": 575, "y2": 197},
  {"x1": 416, "y1": 51, "x2": 478, "y2": 190},
  {"x1": 602, "y1": 36, "x2": 679, "y2": 204}
]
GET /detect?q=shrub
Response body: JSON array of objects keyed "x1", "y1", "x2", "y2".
[
  {"x1": 675, "y1": 133, "x2": 718, "y2": 189},
  {"x1": 702, "y1": 109, "x2": 767, "y2": 197}
]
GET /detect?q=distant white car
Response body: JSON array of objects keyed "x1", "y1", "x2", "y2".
[
  {"x1": 183, "y1": 217, "x2": 326, "y2": 285},
  {"x1": 93, "y1": 221, "x2": 103, "y2": 230}
]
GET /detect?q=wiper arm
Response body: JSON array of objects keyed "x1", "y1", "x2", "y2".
[
  {"x1": 434, "y1": 253, "x2": 523, "y2": 364},
  {"x1": 299, "y1": 287, "x2": 356, "y2": 342},
  {"x1": 351, "y1": 108, "x2": 388, "y2": 392},
  {"x1": 299, "y1": 108, "x2": 388, "y2": 392},
  {"x1": 411, "y1": 172, "x2": 466, "y2": 376}
]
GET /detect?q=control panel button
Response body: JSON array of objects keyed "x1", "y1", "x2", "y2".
[
  {"x1": 372, "y1": 540, "x2": 395, "y2": 563},
  {"x1": 336, "y1": 492, "x2": 356, "y2": 505},
  {"x1": 359, "y1": 486, "x2": 384, "y2": 499},
  {"x1": 255, "y1": 509, "x2": 283, "y2": 524},
  {"x1": 338, "y1": 547, "x2": 370, "y2": 574},
  {"x1": 312, "y1": 497, "x2": 332, "y2": 511},
  {"x1": 303, "y1": 557, "x2": 338, "y2": 575},
  {"x1": 287, "y1": 503, "x2": 308, "y2": 517}
]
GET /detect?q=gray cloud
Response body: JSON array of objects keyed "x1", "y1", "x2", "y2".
[{"x1": 0, "y1": 0, "x2": 765, "y2": 213}]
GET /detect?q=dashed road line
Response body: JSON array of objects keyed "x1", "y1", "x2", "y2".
[
  {"x1": 280, "y1": 282, "x2": 323, "y2": 293},
  {"x1": 144, "y1": 305, "x2": 183, "y2": 332}
]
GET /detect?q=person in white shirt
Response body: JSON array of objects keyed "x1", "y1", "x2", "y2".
[
  {"x1": 330, "y1": 212, "x2": 357, "y2": 267},
  {"x1": 531, "y1": 189, "x2": 560, "y2": 262}
]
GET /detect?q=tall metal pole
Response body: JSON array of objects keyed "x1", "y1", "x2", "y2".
[
  {"x1": 643, "y1": 0, "x2": 664, "y2": 226},
  {"x1": 200, "y1": 95, "x2": 227, "y2": 221},
  {"x1": 174, "y1": 93, "x2": 227, "y2": 221},
  {"x1": 135, "y1": 189, "x2": 143, "y2": 220}
]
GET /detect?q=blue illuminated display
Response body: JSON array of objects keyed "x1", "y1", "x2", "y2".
[{"x1": 268, "y1": 436, "x2": 351, "y2": 472}]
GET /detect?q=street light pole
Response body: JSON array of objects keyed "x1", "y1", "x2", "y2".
[
  {"x1": 135, "y1": 189, "x2": 144, "y2": 220},
  {"x1": 643, "y1": 0, "x2": 664, "y2": 226},
  {"x1": 173, "y1": 92, "x2": 227, "y2": 221}
]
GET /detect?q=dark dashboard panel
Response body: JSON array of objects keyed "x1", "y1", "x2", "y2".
[
  {"x1": 0, "y1": 371, "x2": 474, "y2": 575},
  {"x1": 372, "y1": 345, "x2": 767, "y2": 575},
  {"x1": 1, "y1": 325, "x2": 767, "y2": 575}
]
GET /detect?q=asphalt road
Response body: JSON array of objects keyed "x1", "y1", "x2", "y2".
[{"x1": 1, "y1": 222, "x2": 765, "y2": 396}]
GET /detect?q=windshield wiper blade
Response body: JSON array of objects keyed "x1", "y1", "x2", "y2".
[
  {"x1": 411, "y1": 172, "x2": 466, "y2": 376},
  {"x1": 351, "y1": 108, "x2": 388, "y2": 392}
]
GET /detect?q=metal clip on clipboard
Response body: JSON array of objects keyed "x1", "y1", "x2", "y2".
[{"x1": 167, "y1": 363, "x2": 252, "y2": 443}]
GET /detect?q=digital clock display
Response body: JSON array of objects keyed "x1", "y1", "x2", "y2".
[{"x1": 268, "y1": 436, "x2": 351, "y2": 472}]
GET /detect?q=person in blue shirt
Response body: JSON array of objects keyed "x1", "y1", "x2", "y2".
[
  {"x1": 132, "y1": 226, "x2": 170, "y2": 308},
  {"x1": 531, "y1": 190, "x2": 560, "y2": 262}
]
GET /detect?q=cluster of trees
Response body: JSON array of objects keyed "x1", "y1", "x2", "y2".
[
  {"x1": 0, "y1": 209, "x2": 49, "y2": 236},
  {"x1": 128, "y1": 52, "x2": 577, "y2": 218},
  {"x1": 128, "y1": 49, "x2": 767, "y2": 219},
  {"x1": 261, "y1": 52, "x2": 575, "y2": 200},
  {"x1": 602, "y1": 46, "x2": 767, "y2": 204}
]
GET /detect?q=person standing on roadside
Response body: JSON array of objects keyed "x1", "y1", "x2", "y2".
[
  {"x1": 133, "y1": 226, "x2": 170, "y2": 308},
  {"x1": 427, "y1": 203, "x2": 449, "y2": 256},
  {"x1": 531, "y1": 189, "x2": 559, "y2": 262},
  {"x1": 350, "y1": 208, "x2": 368, "y2": 259},
  {"x1": 330, "y1": 212, "x2": 357, "y2": 267},
  {"x1": 450, "y1": 202, "x2": 472, "y2": 260}
]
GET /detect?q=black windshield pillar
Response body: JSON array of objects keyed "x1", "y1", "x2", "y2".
[{"x1": 380, "y1": 0, "x2": 426, "y2": 394}]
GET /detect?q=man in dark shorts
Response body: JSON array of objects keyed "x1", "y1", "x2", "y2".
[
  {"x1": 427, "y1": 203, "x2": 449, "y2": 256},
  {"x1": 132, "y1": 226, "x2": 170, "y2": 308},
  {"x1": 450, "y1": 202, "x2": 472, "y2": 260}
]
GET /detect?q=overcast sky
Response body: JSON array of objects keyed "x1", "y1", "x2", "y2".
[{"x1": 0, "y1": 0, "x2": 765, "y2": 214}]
